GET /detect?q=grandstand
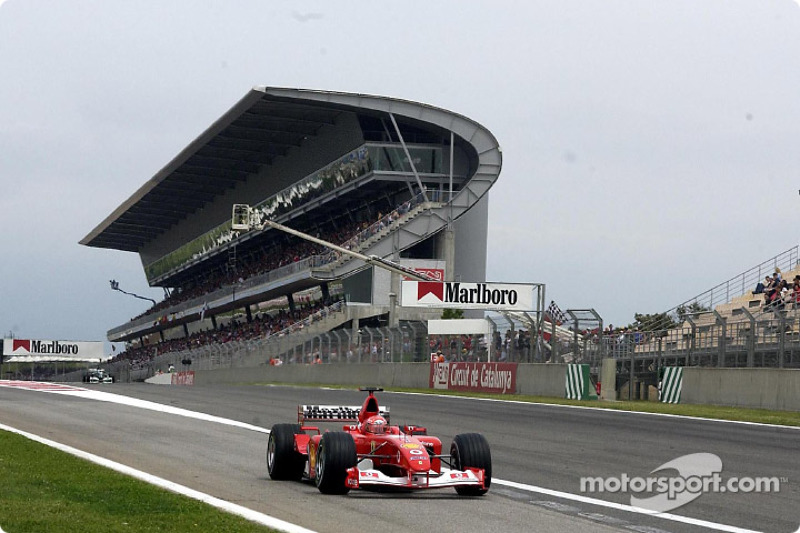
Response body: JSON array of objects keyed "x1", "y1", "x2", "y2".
[
  {"x1": 80, "y1": 87, "x2": 502, "y2": 375},
  {"x1": 473, "y1": 246, "x2": 800, "y2": 399},
  {"x1": 610, "y1": 246, "x2": 800, "y2": 365}
]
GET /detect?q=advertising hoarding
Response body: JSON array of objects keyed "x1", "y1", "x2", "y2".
[
  {"x1": 3, "y1": 338, "x2": 105, "y2": 362},
  {"x1": 401, "y1": 281, "x2": 535, "y2": 311},
  {"x1": 429, "y1": 362, "x2": 517, "y2": 394}
]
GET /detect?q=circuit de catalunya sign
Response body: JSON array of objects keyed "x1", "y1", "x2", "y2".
[
  {"x1": 401, "y1": 281, "x2": 534, "y2": 311},
  {"x1": 430, "y1": 362, "x2": 518, "y2": 394}
]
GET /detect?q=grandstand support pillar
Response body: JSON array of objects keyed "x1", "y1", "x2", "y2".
[
  {"x1": 740, "y1": 307, "x2": 756, "y2": 367},
  {"x1": 386, "y1": 328, "x2": 395, "y2": 362},
  {"x1": 389, "y1": 290, "x2": 398, "y2": 328},
  {"x1": 628, "y1": 336, "x2": 635, "y2": 401},
  {"x1": 159, "y1": 330, "x2": 165, "y2": 343},
  {"x1": 287, "y1": 293, "x2": 296, "y2": 314},
  {"x1": 323, "y1": 332, "x2": 332, "y2": 363},
  {"x1": 778, "y1": 311, "x2": 787, "y2": 368},
  {"x1": 343, "y1": 329, "x2": 352, "y2": 361},
  {"x1": 527, "y1": 285, "x2": 547, "y2": 363},
  {"x1": 211, "y1": 315, "x2": 218, "y2": 330},
  {"x1": 507, "y1": 322, "x2": 515, "y2": 362},
  {"x1": 183, "y1": 323, "x2": 189, "y2": 337},
  {"x1": 572, "y1": 321, "x2": 579, "y2": 363},
  {"x1": 389, "y1": 231, "x2": 401, "y2": 328},
  {"x1": 365, "y1": 327, "x2": 375, "y2": 362},
  {"x1": 245, "y1": 305, "x2": 253, "y2": 323},
  {"x1": 352, "y1": 317, "x2": 360, "y2": 354},
  {"x1": 444, "y1": 228, "x2": 456, "y2": 282},
  {"x1": 321, "y1": 282, "x2": 330, "y2": 303},
  {"x1": 714, "y1": 310, "x2": 726, "y2": 368},
  {"x1": 522, "y1": 312, "x2": 538, "y2": 363},
  {"x1": 487, "y1": 317, "x2": 498, "y2": 362},
  {"x1": 656, "y1": 337, "x2": 663, "y2": 385},
  {"x1": 594, "y1": 312, "x2": 605, "y2": 361},
  {"x1": 686, "y1": 316, "x2": 697, "y2": 366}
]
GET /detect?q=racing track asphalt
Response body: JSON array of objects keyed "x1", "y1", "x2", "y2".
[{"x1": 0, "y1": 383, "x2": 798, "y2": 533}]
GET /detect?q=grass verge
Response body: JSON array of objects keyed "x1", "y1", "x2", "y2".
[
  {"x1": 255, "y1": 382, "x2": 800, "y2": 427},
  {"x1": 0, "y1": 430, "x2": 276, "y2": 533}
]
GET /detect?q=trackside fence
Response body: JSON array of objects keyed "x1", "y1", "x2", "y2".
[{"x1": 604, "y1": 309, "x2": 800, "y2": 369}]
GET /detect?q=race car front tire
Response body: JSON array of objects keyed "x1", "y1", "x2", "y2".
[
  {"x1": 451, "y1": 433, "x2": 492, "y2": 496},
  {"x1": 267, "y1": 423, "x2": 305, "y2": 480},
  {"x1": 315, "y1": 431, "x2": 357, "y2": 495}
]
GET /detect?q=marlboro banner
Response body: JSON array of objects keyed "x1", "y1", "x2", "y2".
[
  {"x1": 401, "y1": 281, "x2": 534, "y2": 311},
  {"x1": 429, "y1": 362, "x2": 517, "y2": 394},
  {"x1": 3, "y1": 338, "x2": 105, "y2": 362}
]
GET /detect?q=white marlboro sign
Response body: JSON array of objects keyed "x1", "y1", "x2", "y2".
[
  {"x1": 3, "y1": 338, "x2": 105, "y2": 362},
  {"x1": 401, "y1": 281, "x2": 535, "y2": 311}
]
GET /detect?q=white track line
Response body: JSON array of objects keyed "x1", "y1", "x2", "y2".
[
  {"x1": 53, "y1": 388, "x2": 269, "y2": 433},
  {"x1": 0, "y1": 422, "x2": 314, "y2": 533}
]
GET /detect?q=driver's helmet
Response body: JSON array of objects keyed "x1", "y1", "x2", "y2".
[{"x1": 364, "y1": 415, "x2": 387, "y2": 434}]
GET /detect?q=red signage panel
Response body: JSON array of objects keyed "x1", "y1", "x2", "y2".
[
  {"x1": 429, "y1": 362, "x2": 517, "y2": 394},
  {"x1": 171, "y1": 371, "x2": 195, "y2": 386}
]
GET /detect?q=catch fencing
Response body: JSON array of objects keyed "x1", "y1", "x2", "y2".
[{"x1": 605, "y1": 309, "x2": 800, "y2": 369}]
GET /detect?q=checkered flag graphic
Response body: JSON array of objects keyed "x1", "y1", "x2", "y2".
[{"x1": 546, "y1": 300, "x2": 566, "y2": 324}]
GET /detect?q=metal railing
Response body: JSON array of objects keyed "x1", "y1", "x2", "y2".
[
  {"x1": 603, "y1": 306, "x2": 800, "y2": 369},
  {"x1": 649, "y1": 246, "x2": 800, "y2": 331}
]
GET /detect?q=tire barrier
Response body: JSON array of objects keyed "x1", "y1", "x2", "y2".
[
  {"x1": 659, "y1": 366, "x2": 683, "y2": 404},
  {"x1": 565, "y1": 364, "x2": 597, "y2": 400}
]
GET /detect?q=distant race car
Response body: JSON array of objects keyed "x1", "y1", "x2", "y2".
[
  {"x1": 83, "y1": 368, "x2": 113, "y2": 384},
  {"x1": 266, "y1": 387, "x2": 491, "y2": 495}
]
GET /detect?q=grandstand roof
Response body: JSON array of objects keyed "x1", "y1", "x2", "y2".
[{"x1": 80, "y1": 87, "x2": 499, "y2": 253}]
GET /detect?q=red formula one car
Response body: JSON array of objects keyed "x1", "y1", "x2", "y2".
[{"x1": 267, "y1": 387, "x2": 491, "y2": 495}]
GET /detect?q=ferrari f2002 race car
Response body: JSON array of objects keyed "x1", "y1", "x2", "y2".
[{"x1": 267, "y1": 387, "x2": 491, "y2": 495}]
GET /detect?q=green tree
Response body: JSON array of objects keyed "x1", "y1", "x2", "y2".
[
  {"x1": 676, "y1": 302, "x2": 710, "y2": 323},
  {"x1": 631, "y1": 312, "x2": 676, "y2": 333},
  {"x1": 441, "y1": 308, "x2": 464, "y2": 320}
]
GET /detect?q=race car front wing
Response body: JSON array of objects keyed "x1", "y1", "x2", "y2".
[{"x1": 345, "y1": 464, "x2": 486, "y2": 490}]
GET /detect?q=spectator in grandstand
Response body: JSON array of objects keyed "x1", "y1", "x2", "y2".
[
  {"x1": 779, "y1": 279, "x2": 791, "y2": 310},
  {"x1": 129, "y1": 204, "x2": 404, "y2": 325},
  {"x1": 763, "y1": 276, "x2": 779, "y2": 307},
  {"x1": 792, "y1": 277, "x2": 800, "y2": 309},
  {"x1": 765, "y1": 278, "x2": 789, "y2": 312},
  {"x1": 753, "y1": 276, "x2": 770, "y2": 295}
]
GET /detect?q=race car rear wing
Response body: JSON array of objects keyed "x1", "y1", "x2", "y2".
[{"x1": 298, "y1": 405, "x2": 390, "y2": 424}]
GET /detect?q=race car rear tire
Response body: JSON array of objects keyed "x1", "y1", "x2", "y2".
[
  {"x1": 267, "y1": 423, "x2": 305, "y2": 480},
  {"x1": 451, "y1": 433, "x2": 492, "y2": 496},
  {"x1": 315, "y1": 431, "x2": 356, "y2": 495}
]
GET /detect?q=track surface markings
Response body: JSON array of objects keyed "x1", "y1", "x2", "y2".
[{"x1": 3, "y1": 381, "x2": 796, "y2": 533}]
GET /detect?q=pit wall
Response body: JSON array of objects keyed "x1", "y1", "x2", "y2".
[
  {"x1": 194, "y1": 363, "x2": 568, "y2": 396},
  {"x1": 681, "y1": 367, "x2": 800, "y2": 411}
]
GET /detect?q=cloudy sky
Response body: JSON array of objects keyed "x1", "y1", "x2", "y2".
[{"x1": 1, "y1": 0, "x2": 798, "y2": 350}]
